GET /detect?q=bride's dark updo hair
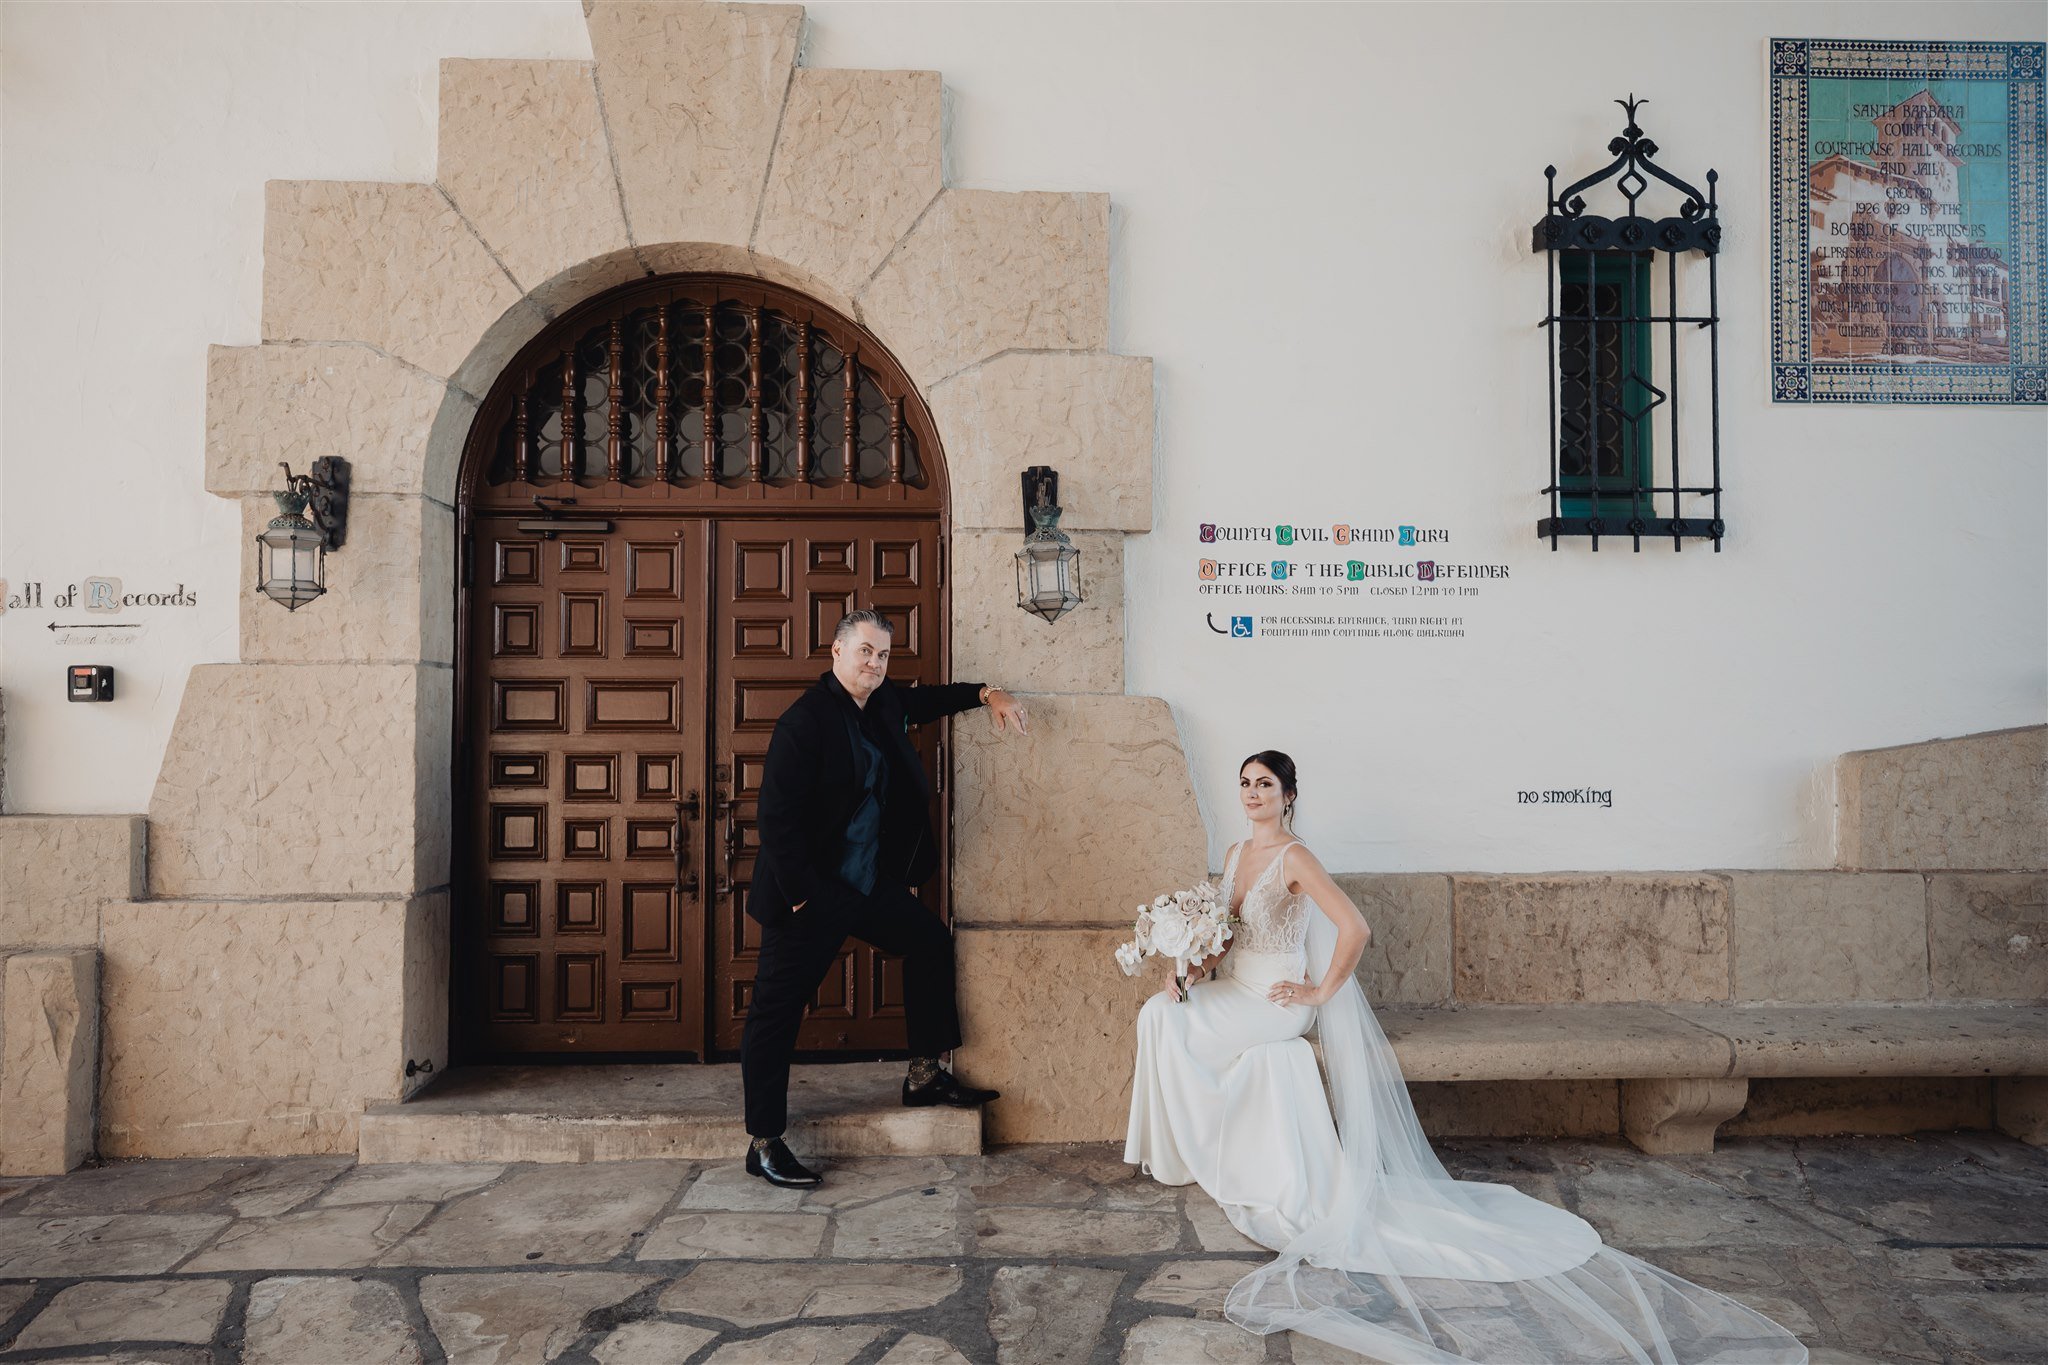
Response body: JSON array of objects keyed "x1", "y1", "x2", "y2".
[{"x1": 1240, "y1": 749, "x2": 1299, "y2": 826}]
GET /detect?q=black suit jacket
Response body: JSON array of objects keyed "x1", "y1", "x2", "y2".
[{"x1": 746, "y1": 671, "x2": 985, "y2": 925}]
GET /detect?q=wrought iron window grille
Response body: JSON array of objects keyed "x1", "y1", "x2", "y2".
[{"x1": 1535, "y1": 96, "x2": 1725, "y2": 552}]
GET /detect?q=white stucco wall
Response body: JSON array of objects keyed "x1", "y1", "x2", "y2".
[{"x1": 3, "y1": 1, "x2": 2042, "y2": 873}]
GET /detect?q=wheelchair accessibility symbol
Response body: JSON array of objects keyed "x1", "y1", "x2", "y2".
[{"x1": 1207, "y1": 613, "x2": 1256, "y2": 639}]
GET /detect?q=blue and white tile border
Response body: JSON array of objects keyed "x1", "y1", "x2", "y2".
[{"x1": 1769, "y1": 38, "x2": 2046, "y2": 405}]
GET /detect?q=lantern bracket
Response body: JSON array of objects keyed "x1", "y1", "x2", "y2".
[
  {"x1": 278, "y1": 458, "x2": 351, "y2": 551},
  {"x1": 1021, "y1": 466, "x2": 1059, "y2": 534}
]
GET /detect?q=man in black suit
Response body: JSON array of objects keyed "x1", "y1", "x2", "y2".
[{"x1": 742, "y1": 608, "x2": 1030, "y2": 1187}]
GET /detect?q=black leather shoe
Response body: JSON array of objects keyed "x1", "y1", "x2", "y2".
[
  {"x1": 902, "y1": 1067, "x2": 1001, "y2": 1108},
  {"x1": 745, "y1": 1137, "x2": 822, "y2": 1188}
]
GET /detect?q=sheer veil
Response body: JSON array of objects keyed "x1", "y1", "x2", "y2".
[{"x1": 1222, "y1": 904, "x2": 1808, "y2": 1364}]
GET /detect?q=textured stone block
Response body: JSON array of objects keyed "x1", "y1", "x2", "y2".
[
  {"x1": 930, "y1": 352, "x2": 1154, "y2": 532},
  {"x1": 239, "y1": 497, "x2": 453, "y2": 666},
  {"x1": 1620, "y1": 1076, "x2": 1749, "y2": 1154},
  {"x1": 99, "y1": 897, "x2": 430, "y2": 1156},
  {"x1": 1727, "y1": 871, "x2": 1929, "y2": 1002},
  {"x1": 402, "y1": 892, "x2": 451, "y2": 1100},
  {"x1": 952, "y1": 694, "x2": 1204, "y2": 924},
  {"x1": 860, "y1": 190, "x2": 1110, "y2": 391},
  {"x1": 1722, "y1": 1076, "x2": 1994, "y2": 1137},
  {"x1": 1452, "y1": 874, "x2": 1731, "y2": 1004},
  {"x1": 0, "y1": 815, "x2": 145, "y2": 947},
  {"x1": 955, "y1": 926, "x2": 1155, "y2": 1143},
  {"x1": 952, "y1": 530, "x2": 1123, "y2": 696},
  {"x1": 148, "y1": 664, "x2": 450, "y2": 898},
  {"x1": 1371, "y1": 1004, "x2": 1734, "y2": 1081},
  {"x1": 1838, "y1": 725, "x2": 2047, "y2": 871},
  {"x1": 262, "y1": 180, "x2": 537, "y2": 386},
  {"x1": 206, "y1": 344, "x2": 473, "y2": 499},
  {"x1": 1995, "y1": 1077, "x2": 2048, "y2": 1144},
  {"x1": 757, "y1": 68, "x2": 943, "y2": 304},
  {"x1": 1406, "y1": 1080, "x2": 1619, "y2": 1138},
  {"x1": 1659, "y1": 1002, "x2": 2048, "y2": 1077},
  {"x1": 584, "y1": 1, "x2": 802, "y2": 248},
  {"x1": 1928, "y1": 874, "x2": 2048, "y2": 1000},
  {"x1": 0, "y1": 948, "x2": 99, "y2": 1174},
  {"x1": 1335, "y1": 873, "x2": 1452, "y2": 1006},
  {"x1": 437, "y1": 59, "x2": 632, "y2": 298}
]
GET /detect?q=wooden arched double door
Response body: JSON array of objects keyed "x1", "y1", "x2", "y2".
[{"x1": 451, "y1": 275, "x2": 950, "y2": 1063}]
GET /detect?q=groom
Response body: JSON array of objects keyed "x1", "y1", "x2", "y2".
[{"x1": 742, "y1": 608, "x2": 1031, "y2": 1187}]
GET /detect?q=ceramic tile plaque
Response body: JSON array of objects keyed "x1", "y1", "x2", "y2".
[{"x1": 1770, "y1": 38, "x2": 2045, "y2": 404}]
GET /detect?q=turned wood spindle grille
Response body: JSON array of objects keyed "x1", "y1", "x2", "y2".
[{"x1": 471, "y1": 276, "x2": 937, "y2": 511}]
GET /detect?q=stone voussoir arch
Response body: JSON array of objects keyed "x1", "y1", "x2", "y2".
[{"x1": 125, "y1": 0, "x2": 1198, "y2": 1158}]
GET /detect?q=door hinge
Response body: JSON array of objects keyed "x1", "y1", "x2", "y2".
[
  {"x1": 938, "y1": 537, "x2": 947, "y2": 585},
  {"x1": 935, "y1": 738, "x2": 945, "y2": 794}
]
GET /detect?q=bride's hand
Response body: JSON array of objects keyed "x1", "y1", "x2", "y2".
[{"x1": 1267, "y1": 976, "x2": 1322, "y2": 1007}]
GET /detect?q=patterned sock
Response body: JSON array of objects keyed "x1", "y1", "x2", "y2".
[{"x1": 907, "y1": 1056, "x2": 943, "y2": 1088}]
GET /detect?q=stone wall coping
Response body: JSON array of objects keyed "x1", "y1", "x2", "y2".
[
  {"x1": 1368, "y1": 1001, "x2": 2048, "y2": 1082},
  {"x1": 1838, "y1": 722, "x2": 2046, "y2": 759}
]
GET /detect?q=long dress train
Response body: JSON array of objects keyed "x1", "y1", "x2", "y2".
[{"x1": 1124, "y1": 839, "x2": 1806, "y2": 1365}]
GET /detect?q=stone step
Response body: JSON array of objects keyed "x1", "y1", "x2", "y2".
[{"x1": 359, "y1": 1062, "x2": 983, "y2": 1164}]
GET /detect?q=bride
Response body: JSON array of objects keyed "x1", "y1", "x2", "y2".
[{"x1": 1124, "y1": 750, "x2": 1807, "y2": 1364}]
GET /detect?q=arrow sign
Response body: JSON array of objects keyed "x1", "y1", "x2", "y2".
[{"x1": 47, "y1": 622, "x2": 140, "y2": 631}]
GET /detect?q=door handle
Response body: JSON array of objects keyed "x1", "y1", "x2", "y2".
[
  {"x1": 674, "y1": 794, "x2": 700, "y2": 901},
  {"x1": 716, "y1": 786, "x2": 738, "y2": 898}
]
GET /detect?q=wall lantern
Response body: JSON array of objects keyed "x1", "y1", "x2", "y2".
[
  {"x1": 255, "y1": 457, "x2": 350, "y2": 611},
  {"x1": 1534, "y1": 95, "x2": 1724, "y2": 552},
  {"x1": 1014, "y1": 465, "x2": 1083, "y2": 623}
]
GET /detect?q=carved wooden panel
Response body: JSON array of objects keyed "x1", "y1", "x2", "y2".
[{"x1": 458, "y1": 514, "x2": 709, "y2": 1058}]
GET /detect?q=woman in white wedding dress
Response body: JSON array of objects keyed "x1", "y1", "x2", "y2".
[{"x1": 1124, "y1": 751, "x2": 1806, "y2": 1365}]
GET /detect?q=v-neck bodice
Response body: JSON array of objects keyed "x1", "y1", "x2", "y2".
[{"x1": 1222, "y1": 840, "x2": 1311, "y2": 957}]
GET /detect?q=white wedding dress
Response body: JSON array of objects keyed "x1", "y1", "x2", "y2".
[{"x1": 1124, "y1": 839, "x2": 1807, "y2": 1365}]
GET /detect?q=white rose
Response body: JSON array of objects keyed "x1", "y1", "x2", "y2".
[{"x1": 1149, "y1": 913, "x2": 1195, "y2": 959}]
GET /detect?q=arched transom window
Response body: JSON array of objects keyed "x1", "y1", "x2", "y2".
[{"x1": 466, "y1": 275, "x2": 943, "y2": 511}]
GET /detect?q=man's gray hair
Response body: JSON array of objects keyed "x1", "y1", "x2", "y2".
[{"x1": 834, "y1": 608, "x2": 895, "y2": 645}]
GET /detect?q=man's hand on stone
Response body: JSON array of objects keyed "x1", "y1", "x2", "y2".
[{"x1": 985, "y1": 687, "x2": 1030, "y2": 736}]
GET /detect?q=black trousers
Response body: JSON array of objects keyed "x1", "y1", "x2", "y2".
[{"x1": 740, "y1": 883, "x2": 963, "y2": 1138}]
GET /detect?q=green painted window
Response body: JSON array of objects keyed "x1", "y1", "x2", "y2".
[{"x1": 1556, "y1": 250, "x2": 1656, "y2": 518}]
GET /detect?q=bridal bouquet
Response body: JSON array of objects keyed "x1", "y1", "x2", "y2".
[{"x1": 1114, "y1": 881, "x2": 1233, "y2": 1003}]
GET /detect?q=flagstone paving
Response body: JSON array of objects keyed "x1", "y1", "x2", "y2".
[{"x1": 0, "y1": 1134, "x2": 2040, "y2": 1363}]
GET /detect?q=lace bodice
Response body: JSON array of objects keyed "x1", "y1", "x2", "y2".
[{"x1": 1223, "y1": 840, "x2": 1311, "y2": 956}]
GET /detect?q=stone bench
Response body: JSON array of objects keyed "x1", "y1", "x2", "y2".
[{"x1": 1330, "y1": 1002, "x2": 2048, "y2": 1154}]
